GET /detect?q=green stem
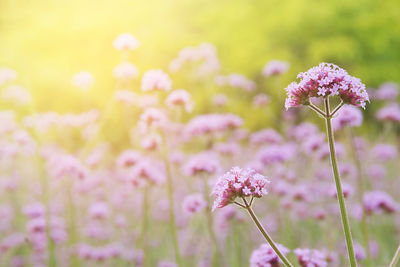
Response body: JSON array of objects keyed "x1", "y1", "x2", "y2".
[
  {"x1": 324, "y1": 97, "x2": 357, "y2": 267},
  {"x1": 242, "y1": 198, "x2": 293, "y2": 267},
  {"x1": 139, "y1": 185, "x2": 150, "y2": 267},
  {"x1": 202, "y1": 177, "x2": 220, "y2": 267},
  {"x1": 161, "y1": 133, "x2": 183, "y2": 266},
  {"x1": 389, "y1": 244, "x2": 400, "y2": 267},
  {"x1": 348, "y1": 128, "x2": 371, "y2": 267}
]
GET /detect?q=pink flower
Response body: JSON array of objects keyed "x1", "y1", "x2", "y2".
[
  {"x1": 184, "y1": 152, "x2": 220, "y2": 176},
  {"x1": 285, "y1": 63, "x2": 368, "y2": 109},
  {"x1": 72, "y1": 71, "x2": 94, "y2": 91},
  {"x1": 294, "y1": 248, "x2": 328, "y2": 267},
  {"x1": 332, "y1": 105, "x2": 363, "y2": 131},
  {"x1": 363, "y1": 191, "x2": 398, "y2": 215},
  {"x1": 250, "y1": 129, "x2": 283, "y2": 145},
  {"x1": 113, "y1": 33, "x2": 139, "y2": 51},
  {"x1": 89, "y1": 202, "x2": 110, "y2": 220},
  {"x1": 0, "y1": 67, "x2": 18, "y2": 85},
  {"x1": 213, "y1": 94, "x2": 228, "y2": 107},
  {"x1": 113, "y1": 63, "x2": 139, "y2": 80},
  {"x1": 2, "y1": 85, "x2": 31, "y2": 105},
  {"x1": 376, "y1": 104, "x2": 400, "y2": 123},
  {"x1": 250, "y1": 243, "x2": 290, "y2": 267},
  {"x1": 212, "y1": 167, "x2": 270, "y2": 210},
  {"x1": 262, "y1": 60, "x2": 289, "y2": 77},
  {"x1": 114, "y1": 90, "x2": 136, "y2": 105},
  {"x1": 182, "y1": 193, "x2": 207, "y2": 215},
  {"x1": 116, "y1": 149, "x2": 141, "y2": 168},
  {"x1": 165, "y1": 89, "x2": 194, "y2": 112},
  {"x1": 158, "y1": 261, "x2": 178, "y2": 267},
  {"x1": 138, "y1": 108, "x2": 167, "y2": 132},
  {"x1": 141, "y1": 70, "x2": 171, "y2": 92},
  {"x1": 226, "y1": 73, "x2": 256, "y2": 91},
  {"x1": 374, "y1": 82, "x2": 398, "y2": 100},
  {"x1": 371, "y1": 143, "x2": 397, "y2": 161},
  {"x1": 253, "y1": 93, "x2": 270, "y2": 107},
  {"x1": 185, "y1": 113, "x2": 243, "y2": 137}
]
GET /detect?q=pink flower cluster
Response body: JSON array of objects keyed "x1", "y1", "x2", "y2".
[
  {"x1": 332, "y1": 105, "x2": 363, "y2": 131},
  {"x1": 182, "y1": 193, "x2": 207, "y2": 215},
  {"x1": 250, "y1": 243, "x2": 290, "y2": 267},
  {"x1": 185, "y1": 113, "x2": 243, "y2": 137},
  {"x1": 212, "y1": 167, "x2": 270, "y2": 210},
  {"x1": 363, "y1": 191, "x2": 398, "y2": 215},
  {"x1": 165, "y1": 89, "x2": 194, "y2": 112},
  {"x1": 113, "y1": 62, "x2": 139, "y2": 80},
  {"x1": 113, "y1": 33, "x2": 140, "y2": 51},
  {"x1": 285, "y1": 63, "x2": 369, "y2": 109},
  {"x1": 184, "y1": 152, "x2": 220, "y2": 176},
  {"x1": 216, "y1": 73, "x2": 256, "y2": 91},
  {"x1": 141, "y1": 69, "x2": 172, "y2": 92},
  {"x1": 262, "y1": 60, "x2": 289, "y2": 77},
  {"x1": 294, "y1": 248, "x2": 328, "y2": 267},
  {"x1": 376, "y1": 104, "x2": 400, "y2": 123}
]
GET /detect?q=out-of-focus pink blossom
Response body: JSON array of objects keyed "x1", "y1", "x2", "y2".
[
  {"x1": 113, "y1": 33, "x2": 140, "y2": 51},
  {"x1": 376, "y1": 104, "x2": 400, "y2": 123},
  {"x1": 332, "y1": 105, "x2": 363, "y2": 131},
  {"x1": 262, "y1": 60, "x2": 289, "y2": 77},
  {"x1": 72, "y1": 71, "x2": 94, "y2": 91},
  {"x1": 113, "y1": 62, "x2": 139, "y2": 80},
  {"x1": 165, "y1": 89, "x2": 194, "y2": 112},
  {"x1": 374, "y1": 82, "x2": 398, "y2": 100},
  {"x1": 184, "y1": 152, "x2": 220, "y2": 176},
  {"x1": 250, "y1": 243, "x2": 290, "y2": 266},
  {"x1": 141, "y1": 70, "x2": 171, "y2": 92},
  {"x1": 2, "y1": 85, "x2": 31, "y2": 105},
  {"x1": 0, "y1": 67, "x2": 18, "y2": 85},
  {"x1": 371, "y1": 143, "x2": 397, "y2": 161},
  {"x1": 182, "y1": 193, "x2": 207, "y2": 215},
  {"x1": 363, "y1": 191, "x2": 398, "y2": 215},
  {"x1": 294, "y1": 248, "x2": 328, "y2": 267}
]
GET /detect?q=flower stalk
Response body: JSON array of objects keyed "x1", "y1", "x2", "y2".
[
  {"x1": 389, "y1": 244, "x2": 400, "y2": 267},
  {"x1": 238, "y1": 197, "x2": 294, "y2": 267},
  {"x1": 320, "y1": 97, "x2": 357, "y2": 267}
]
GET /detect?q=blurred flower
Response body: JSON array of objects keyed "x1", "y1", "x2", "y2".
[
  {"x1": 185, "y1": 113, "x2": 243, "y2": 137},
  {"x1": 363, "y1": 191, "x2": 398, "y2": 215},
  {"x1": 113, "y1": 33, "x2": 140, "y2": 51},
  {"x1": 250, "y1": 243, "x2": 290, "y2": 267},
  {"x1": 141, "y1": 69, "x2": 171, "y2": 92},
  {"x1": 165, "y1": 89, "x2": 194, "y2": 112},
  {"x1": 253, "y1": 93, "x2": 270, "y2": 107},
  {"x1": 285, "y1": 63, "x2": 369, "y2": 109},
  {"x1": 182, "y1": 193, "x2": 207, "y2": 215},
  {"x1": 2, "y1": 85, "x2": 31, "y2": 105},
  {"x1": 294, "y1": 248, "x2": 328, "y2": 267},
  {"x1": 262, "y1": 60, "x2": 289, "y2": 77},
  {"x1": 0, "y1": 67, "x2": 18, "y2": 85},
  {"x1": 113, "y1": 62, "x2": 139, "y2": 80},
  {"x1": 332, "y1": 105, "x2": 363, "y2": 131},
  {"x1": 250, "y1": 129, "x2": 283, "y2": 145},
  {"x1": 371, "y1": 143, "x2": 397, "y2": 161},
  {"x1": 72, "y1": 71, "x2": 94, "y2": 91},
  {"x1": 184, "y1": 152, "x2": 220, "y2": 176},
  {"x1": 376, "y1": 104, "x2": 400, "y2": 123},
  {"x1": 374, "y1": 82, "x2": 398, "y2": 100},
  {"x1": 213, "y1": 94, "x2": 228, "y2": 107},
  {"x1": 212, "y1": 167, "x2": 270, "y2": 210}
]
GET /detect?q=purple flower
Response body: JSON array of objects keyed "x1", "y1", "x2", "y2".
[
  {"x1": 294, "y1": 248, "x2": 328, "y2": 267},
  {"x1": 262, "y1": 60, "x2": 290, "y2": 77},
  {"x1": 141, "y1": 69, "x2": 171, "y2": 92},
  {"x1": 363, "y1": 191, "x2": 398, "y2": 215},
  {"x1": 332, "y1": 105, "x2": 363, "y2": 131},
  {"x1": 250, "y1": 243, "x2": 290, "y2": 267},
  {"x1": 285, "y1": 63, "x2": 368, "y2": 109},
  {"x1": 371, "y1": 143, "x2": 398, "y2": 161},
  {"x1": 376, "y1": 104, "x2": 400, "y2": 123},
  {"x1": 212, "y1": 167, "x2": 270, "y2": 210}
]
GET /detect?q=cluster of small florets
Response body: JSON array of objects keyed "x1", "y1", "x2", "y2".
[
  {"x1": 371, "y1": 143, "x2": 398, "y2": 161},
  {"x1": 141, "y1": 69, "x2": 172, "y2": 92},
  {"x1": 373, "y1": 82, "x2": 398, "y2": 100},
  {"x1": 285, "y1": 63, "x2": 369, "y2": 110},
  {"x1": 250, "y1": 128, "x2": 283, "y2": 145},
  {"x1": 212, "y1": 167, "x2": 270, "y2": 210},
  {"x1": 72, "y1": 71, "x2": 94, "y2": 91},
  {"x1": 138, "y1": 108, "x2": 167, "y2": 133},
  {"x1": 363, "y1": 191, "x2": 398, "y2": 215},
  {"x1": 294, "y1": 248, "x2": 328, "y2": 267},
  {"x1": 185, "y1": 113, "x2": 243, "y2": 137},
  {"x1": 2, "y1": 85, "x2": 31, "y2": 106},
  {"x1": 250, "y1": 243, "x2": 290, "y2": 267},
  {"x1": 332, "y1": 105, "x2": 363, "y2": 131},
  {"x1": 113, "y1": 33, "x2": 140, "y2": 51},
  {"x1": 76, "y1": 243, "x2": 141, "y2": 263}
]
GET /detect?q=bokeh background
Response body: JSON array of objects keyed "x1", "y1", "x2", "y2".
[{"x1": 1, "y1": 0, "x2": 399, "y2": 117}]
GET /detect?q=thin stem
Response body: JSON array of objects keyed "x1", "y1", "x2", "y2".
[
  {"x1": 308, "y1": 102, "x2": 326, "y2": 117},
  {"x1": 389, "y1": 244, "x2": 400, "y2": 267},
  {"x1": 242, "y1": 198, "x2": 294, "y2": 267},
  {"x1": 348, "y1": 128, "x2": 371, "y2": 266},
  {"x1": 234, "y1": 201, "x2": 246, "y2": 209},
  {"x1": 161, "y1": 133, "x2": 183, "y2": 266},
  {"x1": 330, "y1": 101, "x2": 345, "y2": 117},
  {"x1": 139, "y1": 185, "x2": 150, "y2": 266},
  {"x1": 202, "y1": 177, "x2": 220, "y2": 267},
  {"x1": 324, "y1": 97, "x2": 357, "y2": 267},
  {"x1": 249, "y1": 196, "x2": 255, "y2": 207}
]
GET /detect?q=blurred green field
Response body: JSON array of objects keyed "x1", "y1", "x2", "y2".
[{"x1": 1, "y1": 0, "x2": 399, "y2": 128}]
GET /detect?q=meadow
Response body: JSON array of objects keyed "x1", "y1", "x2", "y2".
[{"x1": 0, "y1": 0, "x2": 399, "y2": 266}]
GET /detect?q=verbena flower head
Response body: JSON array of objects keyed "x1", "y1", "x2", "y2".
[
  {"x1": 250, "y1": 243, "x2": 290, "y2": 267},
  {"x1": 212, "y1": 167, "x2": 270, "y2": 211},
  {"x1": 363, "y1": 191, "x2": 398, "y2": 215},
  {"x1": 182, "y1": 193, "x2": 207, "y2": 215},
  {"x1": 332, "y1": 105, "x2": 363, "y2": 131},
  {"x1": 141, "y1": 69, "x2": 172, "y2": 92},
  {"x1": 72, "y1": 71, "x2": 94, "y2": 91},
  {"x1": 2, "y1": 85, "x2": 31, "y2": 106},
  {"x1": 285, "y1": 63, "x2": 369, "y2": 109},
  {"x1": 374, "y1": 82, "x2": 398, "y2": 100},
  {"x1": 165, "y1": 89, "x2": 194, "y2": 112}
]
